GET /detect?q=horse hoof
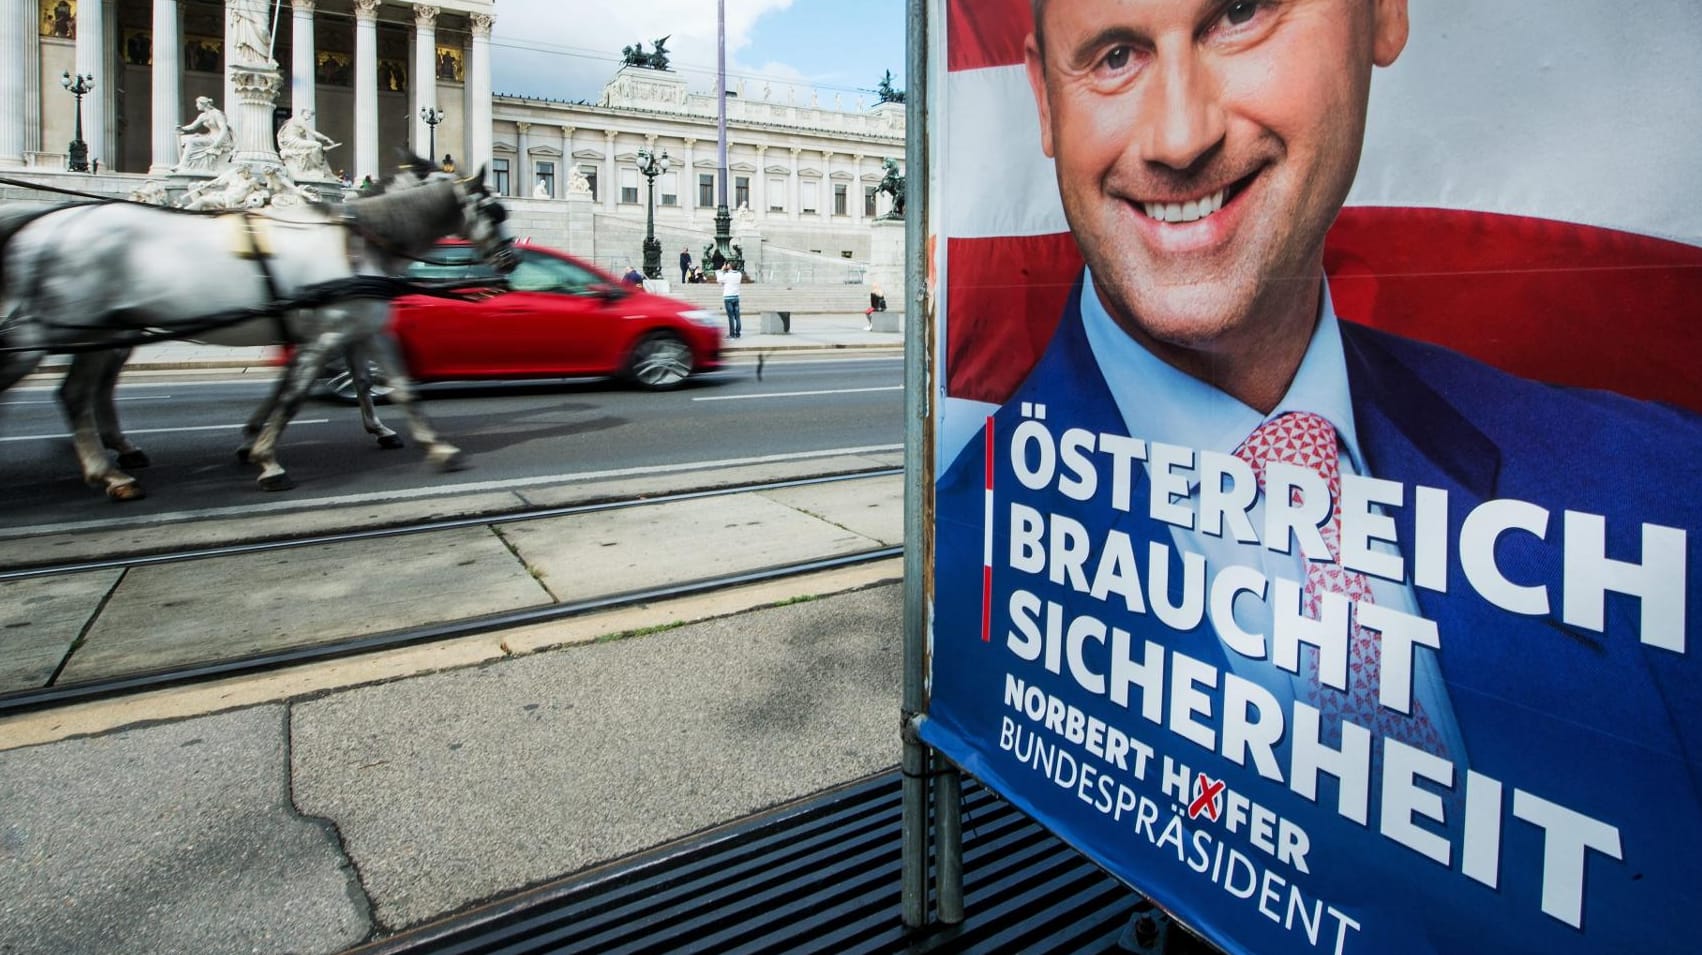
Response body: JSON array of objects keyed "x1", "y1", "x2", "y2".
[
  {"x1": 117, "y1": 450, "x2": 151, "y2": 469},
  {"x1": 434, "y1": 450, "x2": 468, "y2": 472},
  {"x1": 258, "y1": 473, "x2": 296, "y2": 492},
  {"x1": 235, "y1": 446, "x2": 252, "y2": 464},
  {"x1": 378, "y1": 434, "x2": 405, "y2": 450},
  {"x1": 107, "y1": 482, "x2": 146, "y2": 502}
]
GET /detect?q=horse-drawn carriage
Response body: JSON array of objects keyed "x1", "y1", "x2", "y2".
[{"x1": 0, "y1": 156, "x2": 515, "y2": 500}]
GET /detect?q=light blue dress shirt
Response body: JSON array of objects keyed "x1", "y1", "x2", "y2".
[{"x1": 1077, "y1": 269, "x2": 1466, "y2": 761}]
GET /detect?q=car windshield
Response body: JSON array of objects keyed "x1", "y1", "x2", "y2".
[
  {"x1": 406, "y1": 245, "x2": 501, "y2": 282},
  {"x1": 504, "y1": 252, "x2": 607, "y2": 295}
]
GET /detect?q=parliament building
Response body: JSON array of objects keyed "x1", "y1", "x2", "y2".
[{"x1": 3, "y1": 0, "x2": 906, "y2": 270}]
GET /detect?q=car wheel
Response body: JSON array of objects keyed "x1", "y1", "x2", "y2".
[
  {"x1": 626, "y1": 332, "x2": 693, "y2": 390},
  {"x1": 321, "y1": 360, "x2": 395, "y2": 404}
]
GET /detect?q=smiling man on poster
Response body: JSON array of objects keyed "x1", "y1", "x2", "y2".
[{"x1": 926, "y1": 1, "x2": 1702, "y2": 952}]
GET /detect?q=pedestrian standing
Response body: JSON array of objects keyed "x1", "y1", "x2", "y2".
[
  {"x1": 679, "y1": 247, "x2": 693, "y2": 284},
  {"x1": 718, "y1": 262, "x2": 743, "y2": 338}
]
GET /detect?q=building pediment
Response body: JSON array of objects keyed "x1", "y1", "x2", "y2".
[
  {"x1": 829, "y1": 170, "x2": 855, "y2": 181},
  {"x1": 572, "y1": 148, "x2": 605, "y2": 161},
  {"x1": 729, "y1": 161, "x2": 757, "y2": 173},
  {"x1": 764, "y1": 164, "x2": 791, "y2": 176},
  {"x1": 796, "y1": 167, "x2": 823, "y2": 179},
  {"x1": 492, "y1": 140, "x2": 517, "y2": 153},
  {"x1": 526, "y1": 145, "x2": 563, "y2": 157}
]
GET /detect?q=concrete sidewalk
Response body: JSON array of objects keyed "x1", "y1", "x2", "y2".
[
  {"x1": 0, "y1": 310, "x2": 915, "y2": 953},
  {"x1": 0, "y1": 475, "x2": 907, "y2": 953}
]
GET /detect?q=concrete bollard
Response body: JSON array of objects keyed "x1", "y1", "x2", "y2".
[{"x1": 760, "y1": 311, "x2": 791, "y2": 334}]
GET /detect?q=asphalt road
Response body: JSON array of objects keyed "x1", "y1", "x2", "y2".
[{"x1": 0, "y1": 353, "x2": 904, "y2": 533}]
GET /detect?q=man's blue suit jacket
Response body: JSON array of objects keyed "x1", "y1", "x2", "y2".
[{"x1": 928, "y1": 279, "x2": 1702, "y2": 954}]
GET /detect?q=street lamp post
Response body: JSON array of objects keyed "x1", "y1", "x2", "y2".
[
  {"x1": 61, "y1": 72, "x2": 95, "y2": 173},
  {"x1": 635, "y1": 146, "x2": 671, "y2": 280},
  {"x1": 420, "y1": 106, "x2": 444, "y2": 164}
]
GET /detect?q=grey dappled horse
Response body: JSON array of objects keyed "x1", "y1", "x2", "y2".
[{"x1": 0, "y1": 163, "x2": 514, "y2": 499}]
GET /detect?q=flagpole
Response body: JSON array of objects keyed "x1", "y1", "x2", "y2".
[{"x1": 712, "y1": 0, "x2": 735, "y2": 269}]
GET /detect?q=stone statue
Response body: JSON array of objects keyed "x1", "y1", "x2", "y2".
[
  {"x1": 175, "y1": 96, "x2": 234, "y2": 172},
  {"x1": 876, "y1": 70, "x2": 905, "y2": 105},
  {"x1": 876, "y1": 157, "x2": 905, "y2": 220},
  {"x1": 567, "y1": 167, "x2": 592, "y2": 195},
  {"x1": 128, "y1": 181, "x2": 170, "y2": 206},
  {"x1": 275, "y1": 109, "x2": 339, "y2": 181},
  {"x1": 178, "y1": 165, "x2": 266, "y2": 211},
  {"x1": 533, "y1": 179, "x2": 551, "y2": 198},
  {"x1": 227, "y1": 0, "x2": 276, "y2": 68},
  {"x1": 259, "y1": 166, "x2": 319, "y2": 206},
  {"x1": 620, "y1": 36, "x2": 671, "y2": 71},
  {"x1": 762, "y1": 82, "x2": 772, "y2": 101},
  {"x1": 733, "y1": 201, "x2": 756, "y2": 231}
]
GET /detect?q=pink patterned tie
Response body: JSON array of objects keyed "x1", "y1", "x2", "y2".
[{"x1": 1234, "y1": 413, "x2": 1446, "y2": 756}]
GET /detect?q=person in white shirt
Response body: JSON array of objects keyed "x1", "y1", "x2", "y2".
[{"x1": 718, "y1": 263, "x2": 743, "y2": 338}]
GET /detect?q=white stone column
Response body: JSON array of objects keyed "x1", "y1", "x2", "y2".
[
  {"x1": 412, "y1": 4, "x2": 438, "y2": 158},
  {"x1": 467, "y1": 12, "x2": 493, "y2": 171},
  {"x1": 74, "y1": 0, "x2": 105, "y2": 167},
  {"x1": 353, "y1": 0, "x2": 380, "y2": 179},
  {"x1": 603, "y1": 128, "x2": 617, "y2": 212},
  {"x1": 0, "y1": 0, "x2": 28, "y2": 164},
  {"x1": 148, "y1": 0, "x2": 182, "y2": 173},
  {"x1": 227, "y1": 0, "x2": 283, "y2": 168},
  {"x1": 753, "y1": 144, "x2": 767, "y2": 221},
  {"x1": 291, "y1": 0, "x2": 315, "y2": 116},
  {"x1": 821, "y1": 150, "x2": 833, "y2": 218},
  {"x1": 681, "y1": 136, "x2": 695, "y2": 216},
  {"x1": 852, "y1": 153, "x2": 865, "y2": 223},
  {"x1": 515, "y1": 121, "x2": 530, "y2": 193},
  {"x1": 789, "y1": 147, "x2": 801, "y2": 222}
]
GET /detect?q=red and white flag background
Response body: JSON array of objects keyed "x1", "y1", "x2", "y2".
[{"x1": 936, "y1": 0, "x2": 1702, "y2": 465}]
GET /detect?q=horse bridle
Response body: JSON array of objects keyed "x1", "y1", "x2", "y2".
[{"x1": 336, "y1": 176, "x2": 512, "y2": 269}]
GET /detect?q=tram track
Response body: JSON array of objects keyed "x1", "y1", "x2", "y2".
[{"x1": 0, "y1": 467, "x2": 904, "y2": 718}]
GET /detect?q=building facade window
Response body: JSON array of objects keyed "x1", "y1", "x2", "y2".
[
  {"x1": 493, "y1": 157, "x2": 511, "y2": 196},
  {"x1": 661, "y1": 171, "x2": 678, "y2": 206},
  {"x1": 735, "y1": 176, "x2": 750, "y2": 209},
  {"x1": 535, "y1": 161, "x2": 554, "y2": 197},
  {"x1": 864, "y1": 185, "x2": 877, "y2": 217},
  {"x1": 833, "y1": 183, "x2": 848, "y2": 216},
  {"x1": 582, "y1": 165, "x2": 599, "y2": 201},
  {"x1": 699, "y1": 173, "x2": 715, "y2": 207},
  {"x1": 802, "y1": 180, "x2": 818, "y2": 214},
  {"x1": 768, "y1": 176, "x2": 786, "y2": 212},
  {"x1": 620, "y1": 168, "x2": 639, "y2": 204}
]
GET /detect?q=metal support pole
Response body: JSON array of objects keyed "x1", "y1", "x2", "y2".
[
  {"x1": 901, "y1": 0, "x2": 956, "y2": 931},
  {"x1": 935, "y1": 760, "x2": 964, "y2": 923}
]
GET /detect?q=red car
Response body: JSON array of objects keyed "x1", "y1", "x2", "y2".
[{"x1": 321, "y1": 239, "x2": 724, "y2": 398}]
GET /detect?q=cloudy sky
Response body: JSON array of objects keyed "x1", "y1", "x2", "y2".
[{"x1": 486, "y1": 0, "x2": 908, "y2": 107}]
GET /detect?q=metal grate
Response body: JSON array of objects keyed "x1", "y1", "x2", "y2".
[{"x1": 347, "y1": 770, "x2": 1203, "y2": 955}]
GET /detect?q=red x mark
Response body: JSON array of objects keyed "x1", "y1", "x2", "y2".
[{"x1": 1187, "y1": 773, "x2": 1225, "y2": 821}]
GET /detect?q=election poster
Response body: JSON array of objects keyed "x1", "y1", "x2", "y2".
[{"x1": 922, "y1": 1, "x2": 1702, "y2": 953}]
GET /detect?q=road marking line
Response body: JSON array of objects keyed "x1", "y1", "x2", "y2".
[
  {"x1": 1, "y1": 396, "x2": 171, "y2": 406},
  {"x1": 0, "y1": 444, "x2": 904, "y2": 539},
  {"x1": 0, "y1": 420, "x2": 329, "y2": 443},
  {"x1": 693, "y1": 386, "x2": 903, "y2": 401}
]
